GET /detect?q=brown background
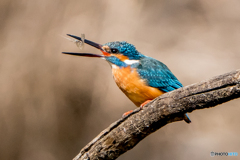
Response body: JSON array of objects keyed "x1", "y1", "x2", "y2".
[{"x1": 0, "y1": 0, "x2": 240, "y2": 160}]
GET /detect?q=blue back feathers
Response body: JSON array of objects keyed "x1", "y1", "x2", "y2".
[{"x1": 136, "y1": 57, "x2": 183, "y2": 92}]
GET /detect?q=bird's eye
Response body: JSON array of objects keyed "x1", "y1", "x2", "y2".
[{"x1": 111, "y1": 48, "x2": 119, "y2": 53}]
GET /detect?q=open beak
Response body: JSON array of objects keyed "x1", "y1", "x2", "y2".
[{"x1": 62, "y1": 34, "x2": 110, "y2": 58}]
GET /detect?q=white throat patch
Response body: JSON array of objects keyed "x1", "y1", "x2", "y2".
[
  {"x1": 111, "y1": 64, "x2": 118, "y2": 69},
  {"x1": 123, "y1": 60, "x2": 139, "y2": 65}
]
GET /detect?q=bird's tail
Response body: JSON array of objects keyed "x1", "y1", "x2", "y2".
[{"x1": 183, "y1": 113, "x2": 191, "y2": 123}]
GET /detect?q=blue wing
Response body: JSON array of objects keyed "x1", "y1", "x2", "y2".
[
  {"x1": 136, "y1": 57, "x2": 183, "y2": 92},
  {"x1": 135, "y1": 57, "x2": 191, "y2": 123}
]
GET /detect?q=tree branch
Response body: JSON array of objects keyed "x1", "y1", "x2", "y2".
[{"x1": 73, "y1": 69, "x2": 240, "y2": 160}]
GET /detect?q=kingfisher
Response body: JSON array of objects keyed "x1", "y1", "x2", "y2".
[{"x1": 63, "y1": 34, "x2": 191, "y2": 123}]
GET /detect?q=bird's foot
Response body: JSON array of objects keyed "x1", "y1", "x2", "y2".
[
  {"x1": 122, "y1": 100, "x2": 153, "y2": 117},
  {"x1": 122, "y1": 110, "x2": 133, "y2": 117},
  {"x1": 140, "y1": 100, "x2": 152, "y2": 109}
]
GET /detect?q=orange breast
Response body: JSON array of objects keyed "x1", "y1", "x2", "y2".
[{"x1": 112, "y1": 66, "x2": 165, "y2": 107}]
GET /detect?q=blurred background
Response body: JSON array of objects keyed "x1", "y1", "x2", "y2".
[{"x1": 0, "y1": 0, "x2": 240, "y2": 159}]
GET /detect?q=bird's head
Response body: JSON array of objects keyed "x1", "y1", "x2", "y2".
[{"x1": 63, "y1": 34, "x2": 145, "y2": 67}]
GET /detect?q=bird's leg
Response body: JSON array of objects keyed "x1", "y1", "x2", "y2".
[{"x1": 140, "y1": 100, "x2": 152, "y2": 109}]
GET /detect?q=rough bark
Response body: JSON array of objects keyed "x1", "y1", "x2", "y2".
[{"x1": 73, "y1": 69, "x2": 240, "y2": 160}]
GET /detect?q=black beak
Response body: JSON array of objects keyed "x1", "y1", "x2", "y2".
[
  {"x1": 67, "y1": 34, "x2": 103, "y2": 50},
  {"x1": 62, "y1": 52, "x2": 104, "y2": 58},
  {"x1": 62, "y1": 34, "x2": 105, "y2": 58}
]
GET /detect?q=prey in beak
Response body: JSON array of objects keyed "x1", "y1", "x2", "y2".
[{"x1": 62, "y1": 34, "x2": 110, "y2": 58}]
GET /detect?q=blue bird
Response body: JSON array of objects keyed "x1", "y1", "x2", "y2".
[{"x1": 63, "y1": 34, "x2": 191, "y2": 123}]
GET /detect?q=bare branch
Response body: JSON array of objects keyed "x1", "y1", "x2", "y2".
[{"x1": 73, "y1": 69, "x2": 240, "y2": 160}]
